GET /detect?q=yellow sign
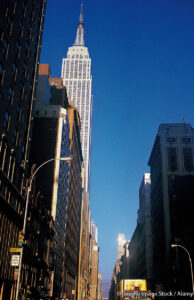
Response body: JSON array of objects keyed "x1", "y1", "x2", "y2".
[
  {"x1": 124, "y1": 279, "x2": 147, "y2": 291},
  {"x1": 10, "y1": 248, "x2": 21, "y2": 253}
]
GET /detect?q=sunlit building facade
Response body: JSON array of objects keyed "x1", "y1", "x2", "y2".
[
  {"x1": 117, "y1": 234, "x2": 126, "y2": 260},
  {"x1": 61, "y1": 4, "x2": 92, "y2": 192},
  {"x1": 90, "y1": 222, "x2": 99, "y2": 300}
]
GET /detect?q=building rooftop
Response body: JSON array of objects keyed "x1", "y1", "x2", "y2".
[{"x1": 39, "y1": 64, "x2": 51, "y2": 76}]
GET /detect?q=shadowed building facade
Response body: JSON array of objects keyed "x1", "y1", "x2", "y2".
[
  {"x1": 148, "y1": 122, "x2": 194, "y2": 293},
  {"x1": 30, "y1": 64, "x2": 83, "y2": 299},
  {"x1": 31, "y1": 65, "x2": 71, "y2": 298},
  {"x1": 0, "y1": 1, "x2": 46, "y2": 298},
  {"x1": 128, "y1": 173, "x2": 153, "y2": 289}
]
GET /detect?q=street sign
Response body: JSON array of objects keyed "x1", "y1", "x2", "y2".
[
  {"x1": 11, "y1": 255, "x2": 20, "y2": 266},
  {"x1": 10, "y1": 248, "x2": 21, "y2": 253}
]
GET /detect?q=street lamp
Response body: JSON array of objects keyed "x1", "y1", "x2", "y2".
[
  {"x1": 171, "y1": 244, "x2": 194, "y2": 298},
  {"x1": 15, "y1": 157, "x2": 72, "y2": 300}
]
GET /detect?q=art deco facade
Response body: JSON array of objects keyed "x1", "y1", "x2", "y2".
[
  {"x1": 61, "y1": 4, "x2": 92, "y2": 192},
  {"x1": 148, "y1": 122, "x2": 194, "y2": 293},
  {"x1": 0, "y1": 1, "x2": 46, "y2": 298}
]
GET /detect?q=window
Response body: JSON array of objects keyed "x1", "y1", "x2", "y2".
[
  {"x1": 19, "y1": 108, "x2": 23, "y2": 122},
  {"x1": 8, "y1": 153, "x2": 16, "y2": 182},
  {"x1": 168, "y1": 147, "x2": 177, "y2": 172},
  {"x1": 183, "y1": 148, "x2": 193, "y2": 171},
  {"x1": 17, "y1": 104, "x2": 22, "y2": 121},
  {"x1": 21, "y1": 86, "x2": 25, "y2": 101},
  {"x1": 182, "y1": 137, "x2": 192, "y2": 144},
  {"x1": 6, "y1": 16, "x2": 11, "y2": 31},
  {"x1": 23, "y1": 62, "x2": 27, "y2": 77},
  {"x1": 0, "y1": 63, "x2": 4, "y2": 85},
  {"x1": 2, "y1": 39, "x2": 8, "y2": 56},
  {"x1": 0, "y1": 138, "x2": 7, "y2": 171},
  {"x1": 15, "y1": 41, "x2": 20, "y2": 58},
  {"x1": 8, "y1": 87, "x2": 14, "y2": 104},
  {"x1": 25, "y1": 42, "x2": 29, "y2": 52},
  {"x1": 31, "y1": 11, "x2": 35, "y2": 22},
  {"x1": 12, "y1": 63, "x2": 17, "y2": 80},
  {"x1": 4, "y1": 112, "x2": 10, "y2": 132},
  {"x1": 13, "y1": 129, "x2": 18, "y2": 146},
  {"x1": 21, "y1": 145, "x2": 25, "y2": 160},
  {"x1": 167, "y1": 137, "x2": 176, "y2": 144},
  {"x1": 19, "y1": 20, "x2": 23, "y2": 37}
]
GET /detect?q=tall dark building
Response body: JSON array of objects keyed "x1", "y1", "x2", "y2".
[
  {"x1": 31, "y1": 64, "x2": 71, "y2": 298},
  {"x1": 0, "y1": 0, "x2": 46, "y2": 298},
  {"x1": 148, "y1": 122, "x2": 194, "y2": 294}
]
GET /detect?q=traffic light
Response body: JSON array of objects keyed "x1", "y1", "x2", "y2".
[{"x1": 18, "y1": 231, "x2": 24, "y2": 246}]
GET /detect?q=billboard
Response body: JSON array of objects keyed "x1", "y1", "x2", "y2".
[{"x1": 122, "y1": 279, "x2": 147, "y2": 291}]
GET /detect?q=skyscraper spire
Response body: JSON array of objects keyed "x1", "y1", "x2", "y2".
[
  {"x1": 62, "y1": 0, "x2": 92, "y2": 192},
  {"x1": 74, "y1": 1, "x2": 85, "y2": 46},
  {"x1": 80, "y1": 1, "x2": 83, "y2": 24}
]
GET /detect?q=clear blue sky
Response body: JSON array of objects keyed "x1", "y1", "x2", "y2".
[{"x1": 40, "y1": 0, "x2": 194, "y2": 295}]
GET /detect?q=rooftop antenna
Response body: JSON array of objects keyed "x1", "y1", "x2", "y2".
[
  {"x1": 181, "y1": 118, "x2": 185, "y2": 123},
  {"x1": 80, "y1": 0, "x2": 84, "y2": 24}
]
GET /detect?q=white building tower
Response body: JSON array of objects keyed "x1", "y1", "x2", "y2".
[
  {"x1": 61, "y1": 3, "x2": 92, "y2": 192},
  {"x1": 117, "y1": 234, "x2": 126, "y2": 260}
]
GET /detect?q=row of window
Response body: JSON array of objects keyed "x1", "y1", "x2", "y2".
[
  {"x1": 166, "y1": 136, "x2": 193, "y2": 144},
  {"x1": 0, "y1": 139, "x2": 26, "y2": 195},
  {"x1": 0, "y1": 60, "x2": 31, "y2": 89},
  {"x1": 67, "y1": 54, "x2": 89, "y2": 59}
]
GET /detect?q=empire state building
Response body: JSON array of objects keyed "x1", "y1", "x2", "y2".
[{"x1": 61, "y1": 4, "x2": 92, "y2": 192}]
